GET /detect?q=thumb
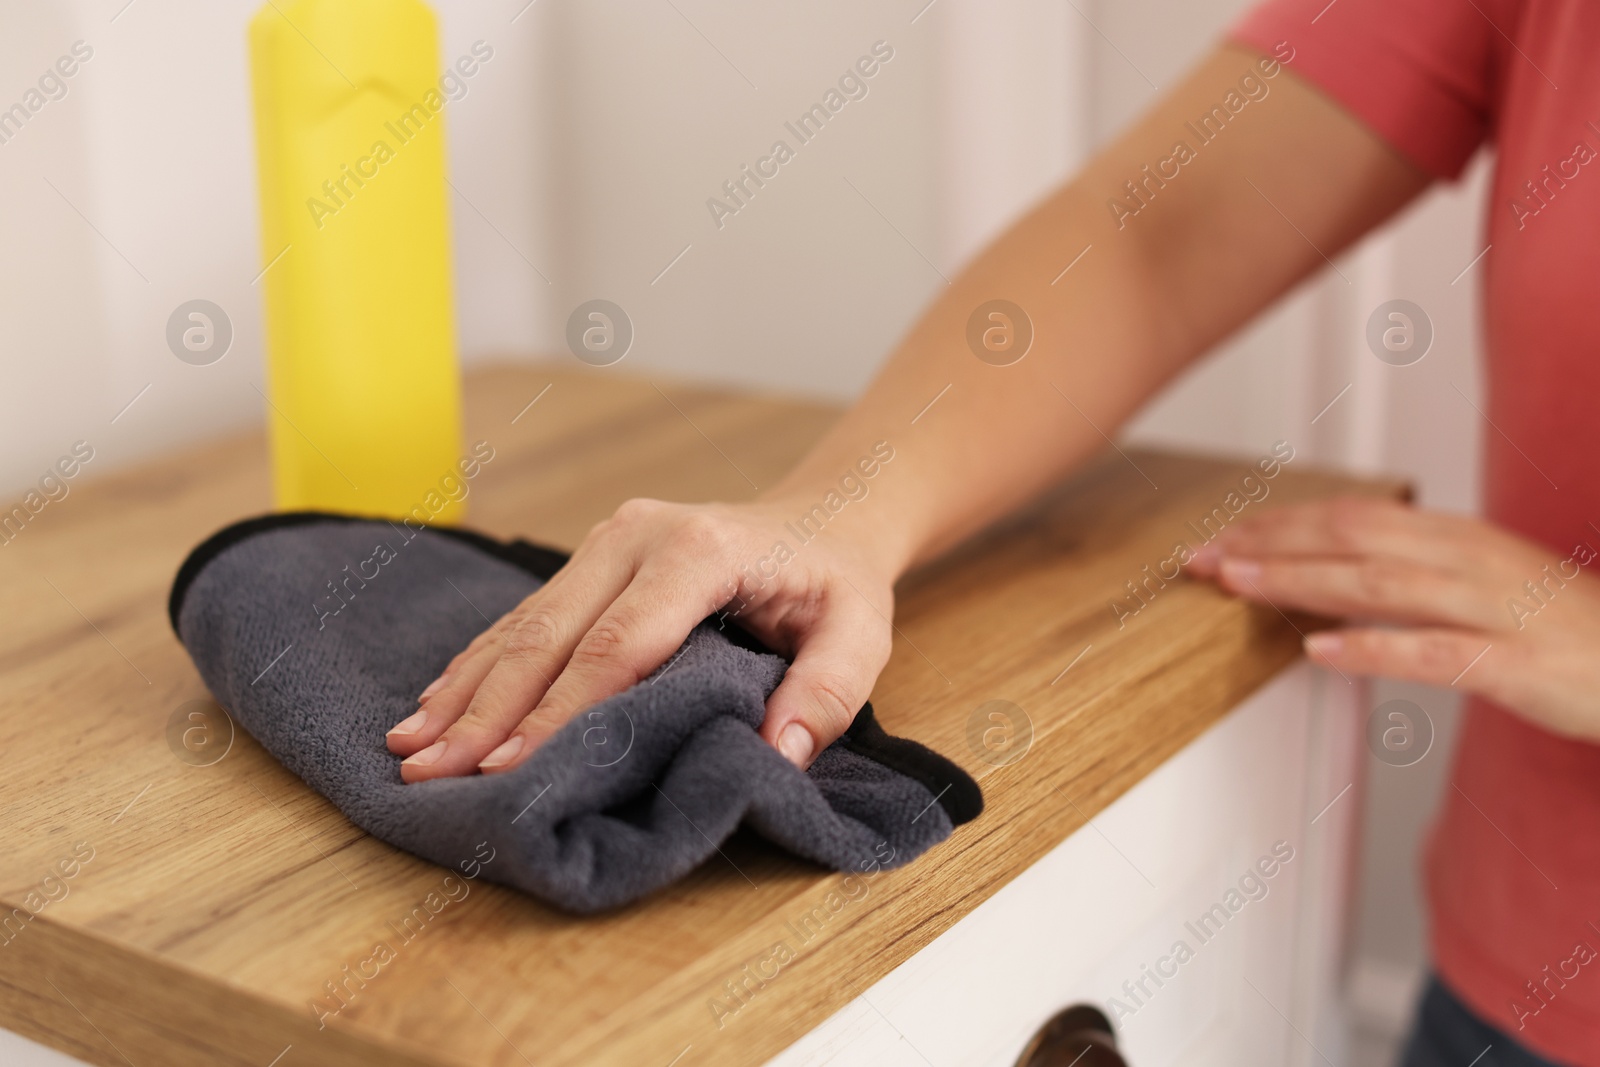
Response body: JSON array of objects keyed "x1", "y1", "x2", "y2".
[{"x1": 758, "y1": 601, "x2": 892, "y2": 769}]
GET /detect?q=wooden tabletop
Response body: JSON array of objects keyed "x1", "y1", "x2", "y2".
[{"x1": 0, "y1": 365, "x2": 1399, "y2": 1067}]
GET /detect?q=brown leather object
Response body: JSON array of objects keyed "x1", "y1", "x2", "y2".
[{"x1": 1015, "y1": 1005, "x2": 1128, "y2": 1067}]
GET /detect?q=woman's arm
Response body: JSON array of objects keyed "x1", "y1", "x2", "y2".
[
  {"x1": 389, "y1": 42, "x2": 1432, "y2": 781},
  {"x1": 771, "y1": 42, "x2": 1428, "y2": 573}
]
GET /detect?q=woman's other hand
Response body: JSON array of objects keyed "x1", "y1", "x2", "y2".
[{"x1": 1188, "y1": 497, "x2": 1600, "y2": 739}]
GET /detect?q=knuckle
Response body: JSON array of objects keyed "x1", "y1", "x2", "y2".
[
  {"x1": 583, "y1": 515, "x2": 621, "y2": 545},
  {"x1": 1354, "y1": 561, "x2": 1405, "y2": 605},
  {"x1": 1327, "y1": 498, "x2": 1372, "y2": 543},
  {"x1": 1416, "y1": 634, "x2": 1456, "y2": 668},
  {"x1": 511, "y1": 710, "x2": 561, "y2": 746},
  {"x1": 617, "y1": 499, "x2": 662, "y2": 518},
  {"x1": 508, "y1": 609, "x2": 561, "y2": 655},
  {"x1": 869, "y1": 629, "x2": 894, "y2": 666},
  {"x1": 1419, "y1": 632, "x2": 1476, "y2": 672},
  {"x1": 802, "y1": 671, "x2": 862, "y2": 734},
  {"x1": 674, "y1": 513, "x2": 733, "y2": 555},
  {"x1": 613, "y1": 497, "x2": 665, "y2": 524},
  {"x1": 851, "y1": 620, "x2": 894, "y2": 668},
  {"x1": 452, "y1": 699, "x2": 506, "y2": 736},
  {"x1": 571, "y1": 616, "x2": 631, "y2": 669},
  {"x1": 586, "y1": 499, "x2": 672, "y2": 547}
]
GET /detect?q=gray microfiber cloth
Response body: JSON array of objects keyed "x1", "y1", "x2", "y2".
[{"x1": 169, "y1": 513, "x2": 981, "y2": 913}]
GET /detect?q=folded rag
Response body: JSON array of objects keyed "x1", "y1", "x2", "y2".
[{"x1": 169, "y1": 513, "x2": 981, "y2": 913}]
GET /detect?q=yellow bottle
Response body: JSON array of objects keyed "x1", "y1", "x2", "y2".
[{"x1": 249, "y1": 0, "x2": 464, "y2": 524}]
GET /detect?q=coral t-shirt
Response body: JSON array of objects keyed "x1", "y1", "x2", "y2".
[{"x1": 1230, "y1": 0, "x2": 1600, "y2": 1061}]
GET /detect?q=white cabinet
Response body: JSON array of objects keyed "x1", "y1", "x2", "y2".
[{"x1": 769, "y1": 662, "x2": 1366, "y2": 1067}]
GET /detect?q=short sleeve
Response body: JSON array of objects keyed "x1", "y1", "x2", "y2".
[{"x1": 1228, "y1": 0, "x2": 1505, "y2": 179}]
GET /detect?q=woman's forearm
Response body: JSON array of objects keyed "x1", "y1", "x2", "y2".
[
  {"x1": 761, "y1": 179, "x2": 1172, "y2": 578},
  {"x1": 763, "y1": 43, "x2": 1430, "y2": 580}
]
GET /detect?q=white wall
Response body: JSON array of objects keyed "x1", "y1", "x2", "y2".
[{"x1": 540, "y1": 0, "x2": 948, "y2": 399}]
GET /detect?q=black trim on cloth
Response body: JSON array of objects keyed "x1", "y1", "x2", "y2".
[
  {"x1": 838, "y1": 703, "x2": 984, "y2": 826},
  {"x1": 168, "y1": 511, "x2": 569, "y2": 634},
  {"x1": 170, "y1": 511, "x2": 983, "y2": 826}
]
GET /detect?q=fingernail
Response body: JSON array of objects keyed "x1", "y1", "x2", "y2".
[
  {"x1": 1188, "y1": 542, "x2": 1221, "y2": 569},
  {"x1": 1306, "y1": 632, "x2": 1343, "y2": 658},
  {"x1": 419, "y1": 673, "x2": 450, "y2": 701},
  {"x1": 1221, "y1": 558, "x2": 1262, "y2": 585},
  {"x1": 777, "y1": 722, "x2": 814, "y2": 767},
  {"x1": 479, "y1": 736, "x2": 524, "y2": 772},
  {"x1": 387, "y1": 708, "x2": 428, "y2": 738},
  {"x1": 402, "y1": 739, "x2": 447, "y2": 768}
]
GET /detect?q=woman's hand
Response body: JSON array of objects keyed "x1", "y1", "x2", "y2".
[
  {"x1": 1186, "y1": 497, "x2": 1600, "y2": 740},
  {"x1": 384, "y1": 497, "x2": 897, "y2": 782}
]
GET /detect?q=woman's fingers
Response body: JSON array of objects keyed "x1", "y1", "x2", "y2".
[
  {"x1": 1305, "y1": 626, "x2": 1502, "y2": 691},
  {"x1": 478, "y1": 560, "x2": 732, "y2": 775},
  {"x1": 1216, "y1": 555, "x2": 1512, "y2": 633},
  {"x1": 385, "y1": 631, "x2": 506, "y2": 756},
  {"x1": 398, "y1": 546, "x2": 640, "y2": 783},
  {"x1": 1188, "y1": 496, "x2": 1535, "y2": 581},
  {"x1": 1186, "y1": 497, "x2": 1404, "y2": 574},
  {"x1": 758, "y1": 590, "x2": 893, "y2": 768}
]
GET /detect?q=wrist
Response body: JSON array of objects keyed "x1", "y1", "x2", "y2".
[{"x1": 756, "y1": 451, "x2": 922, "y2": 581}]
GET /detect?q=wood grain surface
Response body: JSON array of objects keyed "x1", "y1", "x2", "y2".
[{"x1": 0, "y1": 364, "x2": 1401, "y2": 1067}]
